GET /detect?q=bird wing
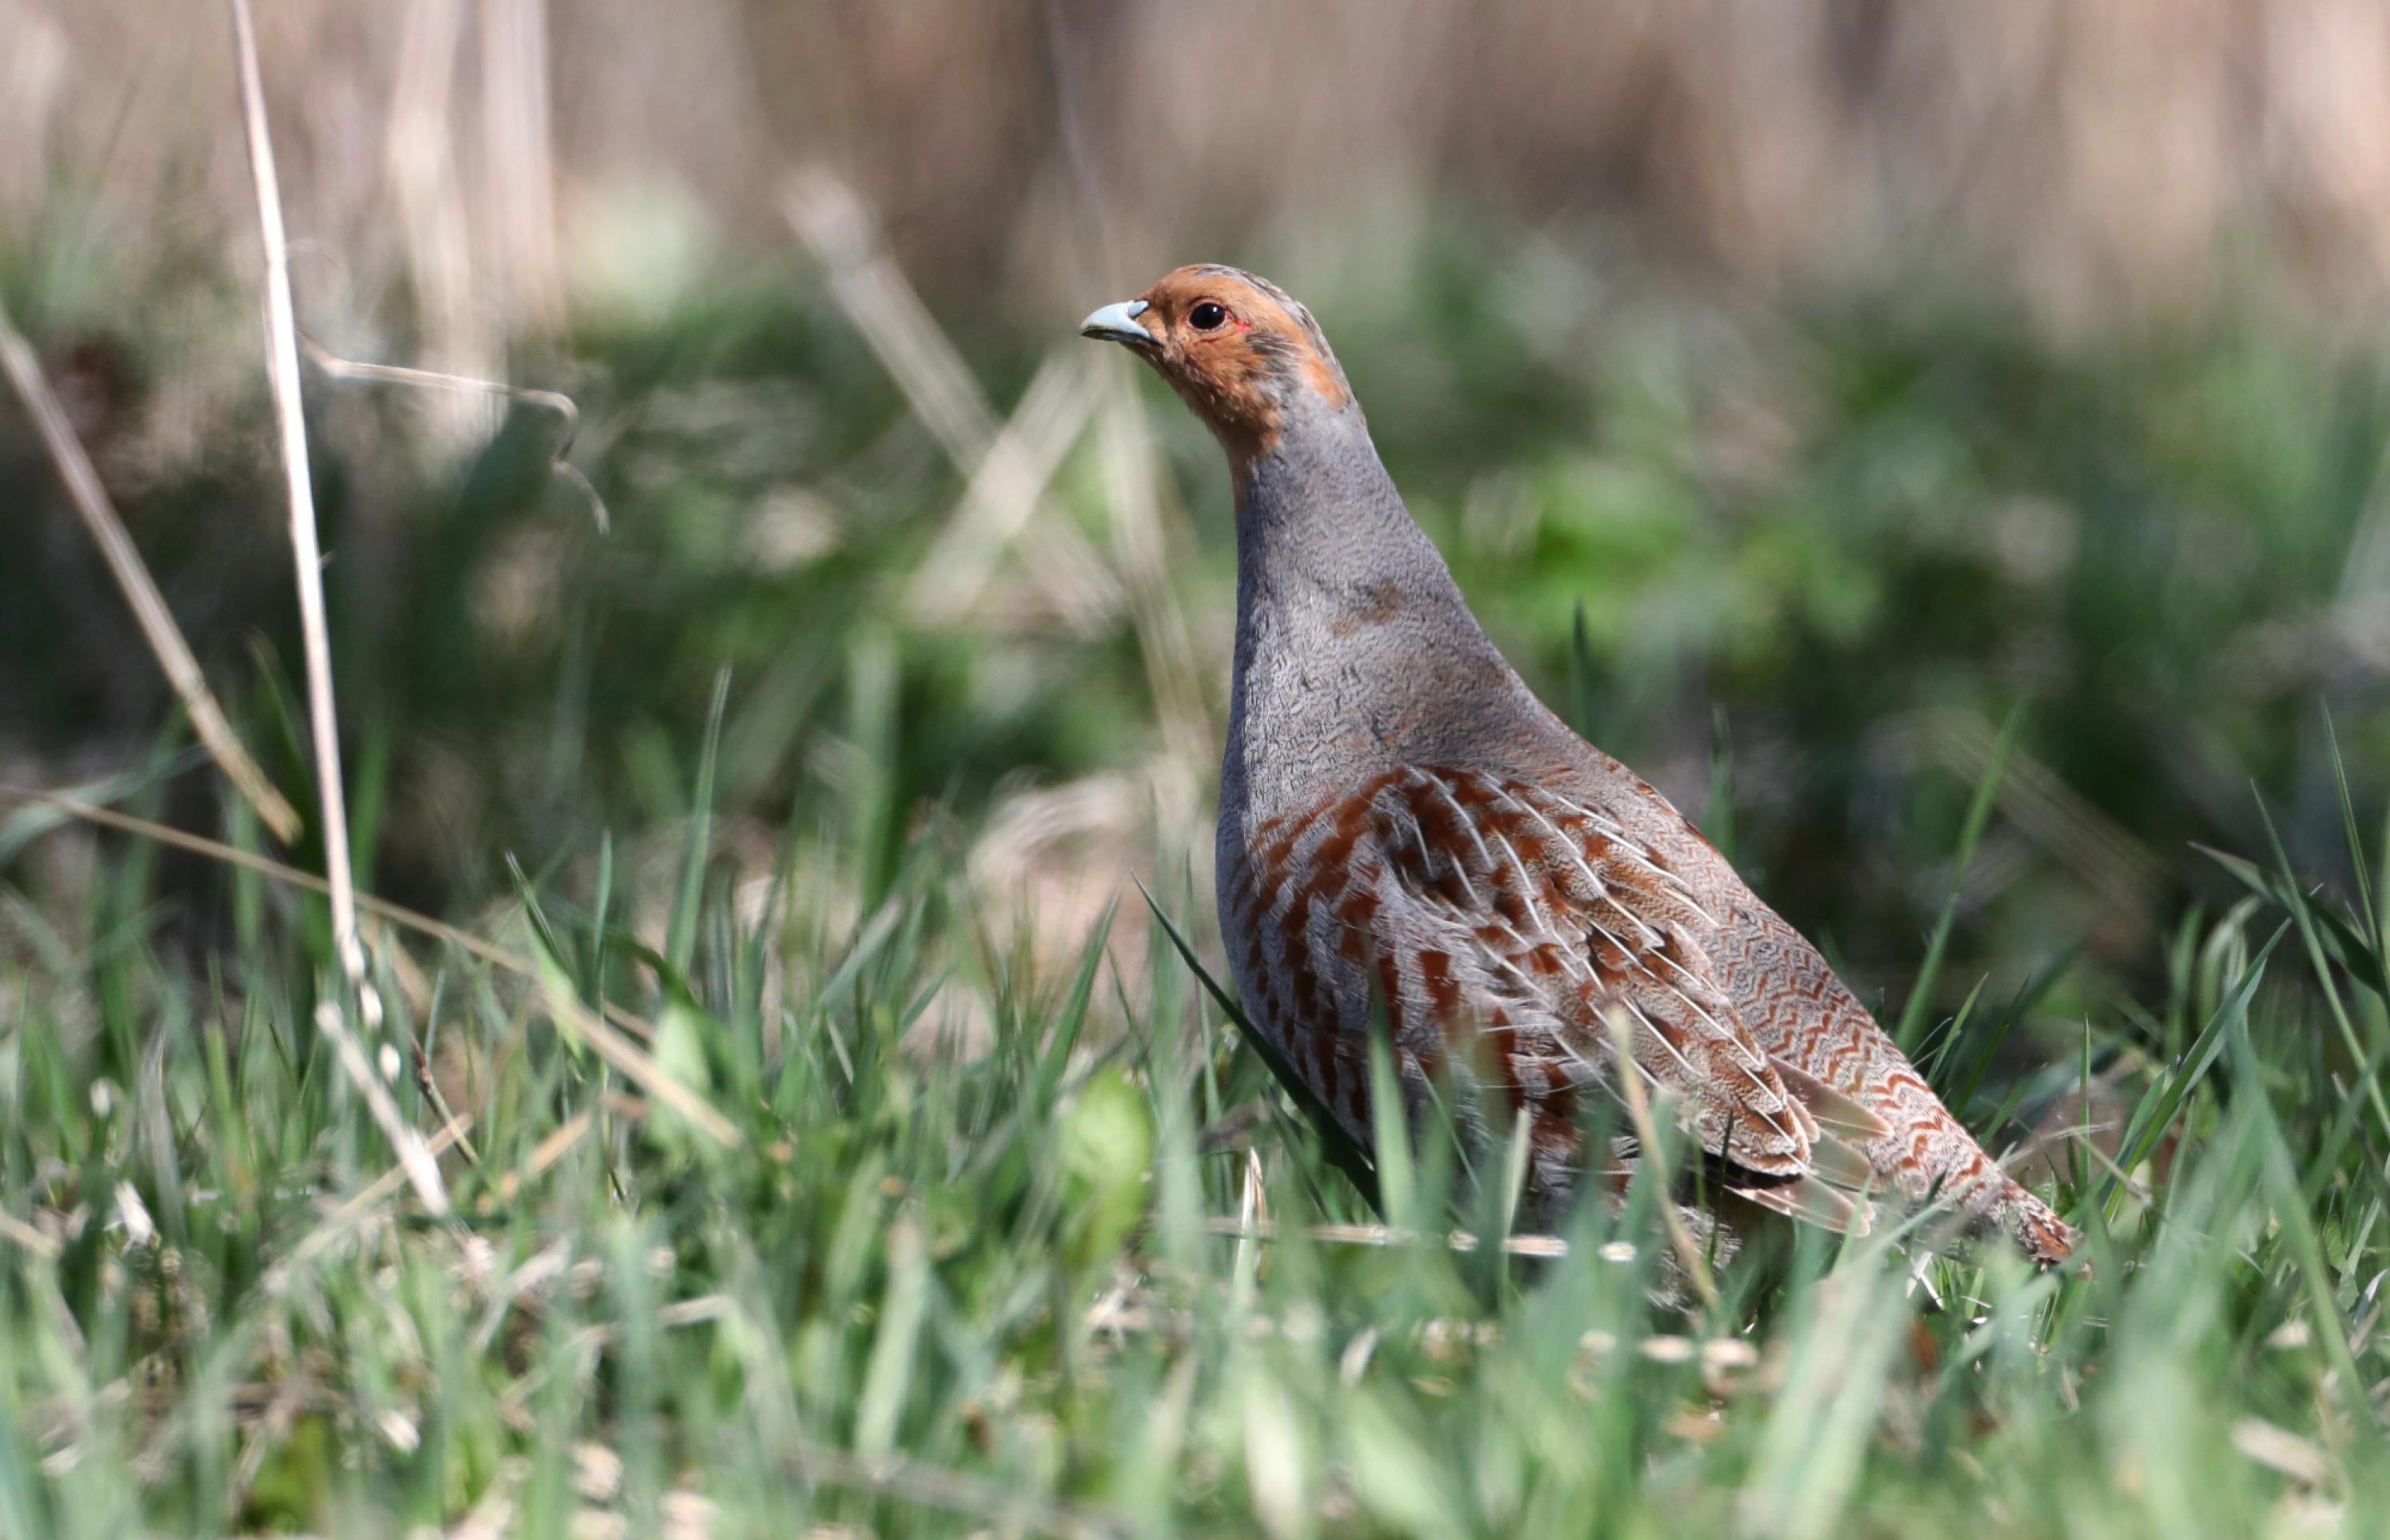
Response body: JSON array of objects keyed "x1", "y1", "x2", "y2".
[{"x1": 1363, "y1": 764, "x2": 1886, "y2": 1223}]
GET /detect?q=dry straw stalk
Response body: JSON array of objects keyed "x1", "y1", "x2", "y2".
[{"x1": 0, "y1": 300, "x2": 301, "y2": 844}]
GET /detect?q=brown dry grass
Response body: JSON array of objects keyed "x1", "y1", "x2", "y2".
[{"x1": 10, "y1": 0, "x2": 2390, "y2": 350}]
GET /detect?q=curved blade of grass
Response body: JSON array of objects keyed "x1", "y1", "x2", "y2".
[
  {"x1": 2324, "y1": 706, "x2": 2386, "y2": 977},
  {"x1": 1567, "y1": 601, "x2": 1600, "y2": 740},
  {"x1": 1032, "y1": 898, "x2": 1115, "y2": 1108},
  {"x1": 2101, "y1": 920, "x2": 2287, "y2": 1207},
  {"x1": 2249, "y1": 793, "x2": 2390, "y2": 1143},
  {"x1": 2200, "y1": 841, "x2": 2388, "y2": 1003},
  {"x1": 1895, "y1": 702, "x2": 2023, "y2": 1053},
  {"x1": 1948, "y1": 943, "x2": 2082, "y2": 1116},
  {"x1": 0, "y1": 789, "x2": 756, "y2": 1155},
  {"x1": 667, "y1": 668, "x2": 732, "y2": 972},
  {"x1": 2224, "y1": 1016, "x2": 2376, "y2": 1434},
  {"x1": 1134, "y1": 874, "x2": 1381, "y2": 1216}
]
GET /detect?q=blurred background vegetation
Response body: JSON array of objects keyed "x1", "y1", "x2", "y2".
[
  {"x1": 10, "y1": 0, "x2": 2390, "y2": 1052},
  {"x1": 12, "y1": 4, "x2": 2390, "y2": 1533}
]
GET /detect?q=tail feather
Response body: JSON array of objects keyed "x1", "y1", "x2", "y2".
[
  {"x1": 1730, "y1": 1173, "x2": 1873, "y2": 1234},
  {"x1": 1869, "y1": 1103, "x2": 2080, "y2": 1266},
  {"x1": 1781, "y1": 1063, "x2": 2078, "y2": 1265},
  {"x1": 1772, "y1": 1058, "x2": 1893, "y2": 1140}
]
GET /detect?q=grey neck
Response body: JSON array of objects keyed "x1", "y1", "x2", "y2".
[
  {"x1": 1230, "y1": 409, "x2": 1451, "y2": 612},
  {"x1": 1219, "y1": 397, "x2": 1527, "y2": 832}
]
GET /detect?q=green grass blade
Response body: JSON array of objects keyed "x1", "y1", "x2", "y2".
[
  {"x1": 2104, "y1": 920, "x2": 2288, "y2": 1203},
  {"x1": 1894, "y1": 703, "x2": 2023, "y2": 1053},
  {"x1": 666, "y1": 666, "x2": 731, "y2": 974},
  {"x1": 1135, "y1": 875, "x2": 1381, "y2": 1215}
]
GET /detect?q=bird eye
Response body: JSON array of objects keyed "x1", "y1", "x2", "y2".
[{"x1": 1189, "y1": 301, "x2": 1228, "y2": 332}]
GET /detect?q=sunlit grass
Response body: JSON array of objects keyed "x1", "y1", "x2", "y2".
[
  {"x1": 8, "y1": 191, "x2": 2390, "y2": 1535},
  {"x1": 3, "y1": 712, "x2": 2388, "y2": 1537}
]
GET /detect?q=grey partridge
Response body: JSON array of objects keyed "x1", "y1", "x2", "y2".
[{"x1": 1081, "y1": 266, "x2": 2078, "y2": 1267}]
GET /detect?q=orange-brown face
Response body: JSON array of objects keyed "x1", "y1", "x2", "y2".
[{"x1": 1079, "y1": 265, "x2": 1352, "y2": 460}]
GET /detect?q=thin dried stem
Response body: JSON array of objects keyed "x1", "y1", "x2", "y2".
[
  {"x1": 529, "y1": 970, "x2": 742, "y2": 1150},
  {"x1": 1231, "y1": 1146, "x2": 1267, "y2": 1311},
  {"x1": 784, "y1": 170, "x2": 1119, "y2": 629},
  {"x1": 386, "y1": 0, "x2": 491, "y2": 453},
  {"x1": 783, "y1": 168, "x2": 997, "y2": 462},
  {"x1": 1200, "y1": 1215, "x2": 1570, "y2": 1259},
  {"x1": 265, "y1": 1114, "x2": 473, "y2": 1290},
  {"x1": 225, "y1": 0, "x2": 366, "y2": 993},
  {"x1": 0, "y1": 1209, "x2": 60, "y2": 1262},
  {"x1": 312, "y1": 1002, "x2": 451, "y2": 1215},
  {"x1": 477, "y1": 0, "x2": 564, "y2": 331},
  {"x1": 301, "y1": 335, "x2": 608, "y2": 532},
  {"x1": 0, "y1": 786, "x2": 740, "y2": 1150},
  {"x1": 0, "y1": 299, "x2": 302, "y2": 844},
  {"x1": 1605, "y1": 1010, "x2": 1721, "y2": 1309},
  {"x1": 905, "y1": 347, "x2": 1103, "y2": 622}
]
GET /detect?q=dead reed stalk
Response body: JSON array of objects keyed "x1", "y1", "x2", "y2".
[
  {"x1": 226, "y1": 0, "x2": 449, "y2": 1213},
  {"x1": 0, "y1": 299, "x2": 302, "y2": 844}
]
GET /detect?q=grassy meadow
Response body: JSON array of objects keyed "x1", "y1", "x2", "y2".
[
  {"x1": 6, "y1": 231, "x2": 2390, "y2": 1534},
  {"x1": 10, "y1": 6, "x2": 2390, "y2": 1526}
]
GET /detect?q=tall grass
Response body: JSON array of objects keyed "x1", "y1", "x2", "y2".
[
  {"x1": 9, "y1": 41, "x2": 2390, "y2": 1523},
  {"x1": 3, "y1": 713, "x2": 2388, "y2": 1536}
]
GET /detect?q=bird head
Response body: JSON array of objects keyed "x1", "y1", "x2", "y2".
[{"x1": 1079, "y1": 265, "x2": 1355, "y2": 463}]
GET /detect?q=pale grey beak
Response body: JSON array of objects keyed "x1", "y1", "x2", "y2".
[{"x1": 1079, "y1": 298, "x2": 1152, "y2": 345}]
